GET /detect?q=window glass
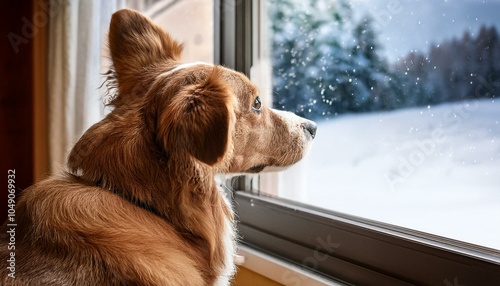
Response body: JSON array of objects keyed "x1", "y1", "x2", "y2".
[
  {"x1": 128, "y1": 0, "x2": 214, "y2": 63},
  {"x1": 256, "y1": 0, "x2": 500, "y2": 250}
]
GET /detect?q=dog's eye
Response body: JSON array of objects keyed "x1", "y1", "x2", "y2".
[{"x1": 252, "y1": 96, "x2": 262, "y2": 112}]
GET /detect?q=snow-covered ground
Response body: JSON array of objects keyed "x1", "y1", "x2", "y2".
[{"x1": 276, "y1": 99, "x2": 500, "y2": 250}]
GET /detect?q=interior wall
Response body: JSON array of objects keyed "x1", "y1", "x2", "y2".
[
  {"x1": 33, "y1": 0, "x2": 49, "y2": 182},
  {"x1": 1, "y1": 1, "x2": 35, "y2": 223}
]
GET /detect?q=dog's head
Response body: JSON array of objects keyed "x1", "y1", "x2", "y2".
[{"x1": 107, "y1": 9, "x2": 316, "y2": 174}]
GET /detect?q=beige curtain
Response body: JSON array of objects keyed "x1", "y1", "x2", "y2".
[{"x1": 47, "y1": 0, "x2": 125, "y2": 172}]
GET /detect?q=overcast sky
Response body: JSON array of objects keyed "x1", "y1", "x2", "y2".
[{"x1": 350, "y1": 0, "x2": 500, "y2": 62}]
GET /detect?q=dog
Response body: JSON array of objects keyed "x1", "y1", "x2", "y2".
[{"x1": 0, "y1": 9, "x2": 316, "y2": 285}]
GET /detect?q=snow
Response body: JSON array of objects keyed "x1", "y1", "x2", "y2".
[{"x1": 279, "y1": 99, "x2": 500, "y2": 250}]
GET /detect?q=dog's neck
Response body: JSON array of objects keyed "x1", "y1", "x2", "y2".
[
  {"x1": 67, "y1": 109, "x2": 231, "y2": 273},
  {"x1": 95, "y1": 177, "x2": 164, "y2": 218}
]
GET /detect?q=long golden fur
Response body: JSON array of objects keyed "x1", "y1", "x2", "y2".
[{"x1": 1, "y1": 9, "x2": 316, "y2": 285}]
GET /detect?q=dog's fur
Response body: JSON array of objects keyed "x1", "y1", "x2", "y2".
[{"x1": 0, "y1": 9, "x2": 316, "y2": 286}]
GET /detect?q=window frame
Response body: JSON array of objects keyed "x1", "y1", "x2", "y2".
[{"x1": 214, "y1": 1, "x2": 500, "y2": 285}]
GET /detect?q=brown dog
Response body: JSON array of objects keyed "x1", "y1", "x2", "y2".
[{"x1": 1, "y1": 9, "x2": 316, "y2": 285}]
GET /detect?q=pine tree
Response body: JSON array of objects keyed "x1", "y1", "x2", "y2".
[
  {"x1": 269, "y1": 0, "x2": 359, "y2": 119},
  {"x1": 269, "y1": 0, "x2": 399, "y2": 119},
  {"x1": 349, "y1": 15, "x2": 392, "y2": 112}
]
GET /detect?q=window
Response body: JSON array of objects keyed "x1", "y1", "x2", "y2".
[
  {"x1": 140, "y1": 0, "x2": 214, "y2": 63},
  {"x1": 216, "y1": 0, "x2": 500, "y2": 284},
  {"x1": 263, "y1": 0, "x2": 500, "y2": 251}
]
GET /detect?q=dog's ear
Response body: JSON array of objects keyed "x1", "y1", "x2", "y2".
[
  {"x1": 159, "y1": 67, "x2": 235, "y2": 165},
  {"x1": 109, "y1": 9, "x2": 183, "y2": 79}
]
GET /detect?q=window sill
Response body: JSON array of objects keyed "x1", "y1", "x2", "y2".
[
  {"x1": 237, "y1": 244, "x2": 345, "y2": 286},
  {"x1": 234, "y1": 191, "x2": 500, "y2": 285}
]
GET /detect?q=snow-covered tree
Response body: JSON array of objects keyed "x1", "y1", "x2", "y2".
[
  {"x1": 269, "y1": 0, "x2": 360, "y2": 119},
  {"x1": 269, "y1": 1, "x2": 500, "y2": 119},
  {"x1": 393, "y1": 24, "x2": 500, "y2": 105}
]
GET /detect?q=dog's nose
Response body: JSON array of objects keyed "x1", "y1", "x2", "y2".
[{"x1": 301, "y1": 121, "x2": 317, "y2": 139}]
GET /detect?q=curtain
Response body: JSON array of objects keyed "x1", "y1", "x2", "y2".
[{"x1": 47, "y1": 0, "x2": 126, "y2": 172}]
